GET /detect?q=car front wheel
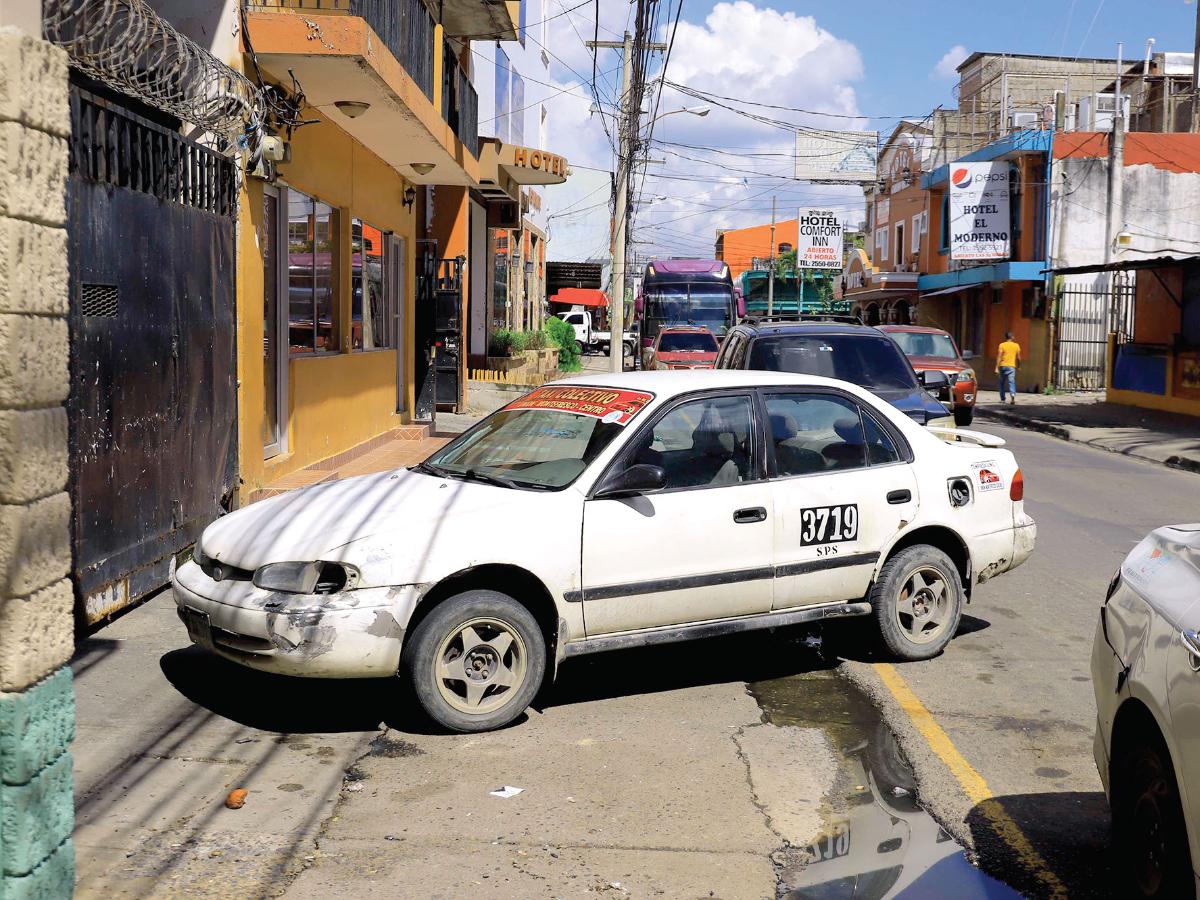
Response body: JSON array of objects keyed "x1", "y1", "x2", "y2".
[
  {"x1": 1113, "y1": 735, "x2": 1195, "y2": 899},
  {"x1": 405, "y1": 590, "x2": 546, "y2": 733},
  {"x1": 954, "y1": 405, "x2": 974, "y2": 427},
  {"x1": 871, "y1": 545, "x2": 963, "y2": 660}
]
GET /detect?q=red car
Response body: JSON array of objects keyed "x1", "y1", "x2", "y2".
[
  {"x1": 877, "y1": 325, "x2": 977, "y2": 426},
  {"x1": 645, "y1": 326, "x2": 720, "y2": 370}
]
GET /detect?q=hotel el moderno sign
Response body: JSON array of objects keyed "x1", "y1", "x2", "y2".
[{"x1": 949, "y1": 162, "x2": 1010, "y2": 261}]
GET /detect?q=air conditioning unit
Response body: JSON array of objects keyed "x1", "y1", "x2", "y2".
[{"x1": 1010, "y1": 111, "x2": 1040, "y2": 131}]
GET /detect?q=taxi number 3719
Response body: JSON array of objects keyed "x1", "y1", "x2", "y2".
[{"x1": 800, "y1": 504, "x2": 858, "y2": 546}]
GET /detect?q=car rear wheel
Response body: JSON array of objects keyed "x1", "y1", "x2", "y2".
[
  {"x1": 1113, "y1": 734, "x2": 1195, "y2": 899},
  {"x1": 405, "y1": 590, "x2": 546, "y2": 733},
  {"x1": 871, "y1": 546, "x2": 963, "y2": 660},
  {"x1": 575, "y1": 340, "x2": 585, "y2": 357},
  {"x1": 954, "y1": 405, "x2": 974, "y2": 427}
]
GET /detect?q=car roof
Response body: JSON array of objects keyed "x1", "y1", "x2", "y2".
[
  {"x1": 733, "y1": 321, "x2": 881, "y2": 337},
  {"x1": 552, "y1": 369, "x2": 881, "y2": 398},
  {"x1": 876, "y1": 324, "x2": 952, "y2": 336},
  {"x1": 658, "y1": 325, "x2": 714, "y2": 333}
]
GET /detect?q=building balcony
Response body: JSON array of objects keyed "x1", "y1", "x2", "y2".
[
  {"x1": 435, "y1": 0, "x2": 521, "y2": 40},
  {"x1": 246, "y1": 0, "x2": 480, "y2": 184}
]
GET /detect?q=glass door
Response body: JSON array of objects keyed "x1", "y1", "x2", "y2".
[
  {"x1": 262, "y1": 185, "x2": 288, "y2": 457},
  {"x1": 389, "y1": 234, "x2": 407, "y2": 413}
]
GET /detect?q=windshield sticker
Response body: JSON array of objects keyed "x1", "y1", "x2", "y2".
[
  {"x1": 971, "y1": 460, "x2": 1004, "y2": 492},
  {"x1": 505, "y1": 387, "x2": 654, "y2": 426}
]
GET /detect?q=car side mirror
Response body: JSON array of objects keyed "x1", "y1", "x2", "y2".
[
  {"x1": 919, "y1": 369, "x2": 950, "y2": 390},
  {"x1": 961, "y1": 350, "x2": 975, "y2": 360},
  {"x1": 594, "y1": 463, "x2": 667, "y2": 499}
]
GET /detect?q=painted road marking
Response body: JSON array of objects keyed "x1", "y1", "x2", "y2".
[{"x1": 873, "y1": 663, "x2": 1068, "y2": 900}]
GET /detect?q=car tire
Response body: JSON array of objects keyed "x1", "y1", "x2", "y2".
[
  {"x1": 575, "y1": 340, "x2": 586, "y2": 357},
  {"x1": 405, "y1": 590, "x2": 546, "y2": 733},
  {"x1": 954, "y1": 405, "x2": 974, "y2": 427},
  {"x1": 871, "y1": 545, "x2": 963, "y2": 661},
  {"x1": 1113, "y1": 733, "x2": 1195, "y2": 899}
]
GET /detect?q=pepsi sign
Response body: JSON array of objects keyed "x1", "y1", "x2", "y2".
[{"x1": 948, "y1": 162, "x2": 1010, "y2": 261}]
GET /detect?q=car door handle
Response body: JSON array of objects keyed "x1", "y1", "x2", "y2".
[
  {"x1": 887, "y1": 489, "x2": 912, "y2": 504},
  {"x1": 733, "y1": 507, "x2": 767, "y2": 524},
  {"x1": 1182, "y1": 630, "x2": 1200, "y2": 672}
]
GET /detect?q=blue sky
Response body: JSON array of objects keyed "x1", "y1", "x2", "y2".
[{"x1": 541, "y1": 0, "x2": 1196, "y2": 259}]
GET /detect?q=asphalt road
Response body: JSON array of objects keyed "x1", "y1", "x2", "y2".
[{"x1": 842, "y1": 422, "x2": 1200, "y2": 898}]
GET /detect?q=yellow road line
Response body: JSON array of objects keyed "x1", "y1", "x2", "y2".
[{"x1": 873, "y1": 663, "x2": 1069, "y2": 899}]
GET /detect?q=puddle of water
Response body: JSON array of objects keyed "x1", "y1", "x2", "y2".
[{"x1": 749, "y1": 668, "x2": 1022, "y2": 900}]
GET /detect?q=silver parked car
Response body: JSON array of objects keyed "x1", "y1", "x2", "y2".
[{"x1": 1092, "y1": 524, "x2": 1200, "y2": 899}]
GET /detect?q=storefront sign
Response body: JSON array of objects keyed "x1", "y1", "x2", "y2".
[
  {"x1": 949, "y1": 162, "x2": 1010, "y2": 260},
  {"x1": 505, "y1": 386, "x2": 653, "y2": 425},
  {"x1": 512, "y1": 147, "x2": 567, "y2": 177},
  {"x1": 796, "y1": 209, "x2": 845, "y2": 270},
  {"x1": 876, "y1": 198, "x2": 890, "y2": 226}
]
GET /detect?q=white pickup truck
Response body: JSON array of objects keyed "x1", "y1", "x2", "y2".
[{"x1": 557, "y1": 310, "x2": 637, "y2": 360}]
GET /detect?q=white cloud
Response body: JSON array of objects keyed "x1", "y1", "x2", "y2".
[
  {"x1": 932, "y1": 44, "x2": 969, "y2": 80},
  {"x1": 536, "y1": 1, "x2": 868, "y2": 261}
]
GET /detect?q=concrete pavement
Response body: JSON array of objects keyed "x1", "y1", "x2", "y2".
[{"x1": 974, "y1": 390, "x2": 1200, "y2": 474}]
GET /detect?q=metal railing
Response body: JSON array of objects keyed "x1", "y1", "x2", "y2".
[
  {"x1": 247, "y1": 0, "x2": 435, "y2": 101},
  {"x1": 442, "y1": 43, "x2": 479, "y2": 158}
]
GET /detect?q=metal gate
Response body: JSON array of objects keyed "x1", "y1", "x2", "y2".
[
  {"x1": 67, "y1": 84, "x2": 238, "y2": 625},
  {"x1": 1053, "y1": 272, "x2": 1135, "y2": 391}
]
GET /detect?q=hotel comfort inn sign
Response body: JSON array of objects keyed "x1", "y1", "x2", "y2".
[{"x1": 948, "y1": 162, "x2": 1010, "y2": 261}]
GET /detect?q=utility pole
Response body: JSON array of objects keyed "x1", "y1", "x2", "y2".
[
  {"x1": 1105, "y1": 43, "x2": 1126, "y2": 266},
  {"x1": 767, "y1": 196, "x2": 776, "y2": 316},
  {"x1": 588, "y1": 27, "x2": 667, "y2": 373}
]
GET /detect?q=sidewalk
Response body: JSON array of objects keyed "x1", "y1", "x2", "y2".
[{"x1": 973, "y1": 390, "x2": 1200, "y2": 474}]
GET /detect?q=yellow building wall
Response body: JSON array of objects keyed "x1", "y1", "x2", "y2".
[{"x1": 236, "y1": 108, "x2": 418, "y2": 499}]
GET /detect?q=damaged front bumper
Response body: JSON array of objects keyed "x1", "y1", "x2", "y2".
[
  {"x1": 973, "y1": 512, "x2": 1037, "y2": 586},
  {"x1": 171, "y1": 560, "x2": 421, "y2": 678}
]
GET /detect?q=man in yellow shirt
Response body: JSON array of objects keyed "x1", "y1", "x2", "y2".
[{"x1": 996, "y1": 331, "x2": 1021, "y2": 404}]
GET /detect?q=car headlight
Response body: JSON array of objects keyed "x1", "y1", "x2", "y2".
[
  {"x1": 252, "y1": 561, "x2": 360, "y2": 594},
  {"x1": 957, "y1": 368, "x2": 976, "y2": 383}
]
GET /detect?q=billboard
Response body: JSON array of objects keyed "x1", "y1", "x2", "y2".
[
  {"x1": 794, "y1": 130, "x2": 878, "y2": 183},
  {"x1": 948, "y1": 162, "x2": 1010, "y2": 260},
  {"x1": 796, "y1": 209, "x2": 845, "y2": 270}
]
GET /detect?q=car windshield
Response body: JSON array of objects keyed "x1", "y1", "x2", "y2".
[
  {"x1": 422, "y1": 386, "x2": 654, "y2": 489},
  {"x1": 748, "y1": 334, "x2": 919, "y2": 391},
  {"x1": 887, "y1": 330, "x2": 959, "y2": 360},
  {"x1": 659, "y1": 332, "x2": 718, "y2": 353}
]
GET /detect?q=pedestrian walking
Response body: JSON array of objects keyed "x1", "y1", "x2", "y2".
[{"x1": 995, "y1": 331, "x2": 1021, "y2": 405}]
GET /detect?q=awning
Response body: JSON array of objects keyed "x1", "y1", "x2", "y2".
[
  {"x1": 1046, "y1": 255, "x2": 1197, "y2": 275},
  {"x1": 921, "y1": 285, "x2": 971, "y2": 298},
  {"x1": 845, "y1": 288, "x2": 916, "y2": 302},
  {"x1": 550, "y1": 288, "x2": 608, "y2": 308}
]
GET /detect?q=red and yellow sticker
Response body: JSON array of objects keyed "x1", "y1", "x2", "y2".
[{"x1": 505, "y1": 386, "x2": 653, "y2": 426}]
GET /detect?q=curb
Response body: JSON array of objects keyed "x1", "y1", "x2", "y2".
[{"x1": 975, "y1": 407, "x2": 1200, "y2": 476}]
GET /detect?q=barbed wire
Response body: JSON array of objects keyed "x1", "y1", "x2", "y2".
[{"x1": 43, "y1": 0, "x2": 300, "y2": 147}]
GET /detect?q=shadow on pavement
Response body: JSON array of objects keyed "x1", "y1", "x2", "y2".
[
  {"x1": 965, "y1": 790, "x2": 1112, "y2": 899},
  {"x1": 160, "y1": 646, "x2": 396, "y2": 734},
  {"x1": 548, "y1": 626, "x2": 837, "y2": 708}
]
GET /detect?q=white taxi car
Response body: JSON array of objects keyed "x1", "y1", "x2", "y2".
[
  {"x1": 1092, "y1": 525, "x2": 1200, "y2": 899},
  {"x1": 173, "y1": 371, "x2": 1035, "y2": 732}
]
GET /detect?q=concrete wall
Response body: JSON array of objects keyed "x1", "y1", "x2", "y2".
[{"x1": 0, "y1": 11, "x2": 76, "y2": 896}]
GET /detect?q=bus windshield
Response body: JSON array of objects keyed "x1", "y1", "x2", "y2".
[{"x1": 644, "y1": 284, "x2": 735, "y2": 338}]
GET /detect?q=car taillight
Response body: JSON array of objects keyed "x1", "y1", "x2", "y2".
[{"x1": 1010, "y1": 468, "x2": 1024, "y2": 501}]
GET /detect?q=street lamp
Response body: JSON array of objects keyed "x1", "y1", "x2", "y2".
[{"x1": 646, "y1": 105, "x2": 710, "y2": 126}]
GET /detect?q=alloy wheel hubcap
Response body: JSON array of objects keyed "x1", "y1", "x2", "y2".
[
  {"x1": 435, "y1": 617, "x2": 527, "y2": 715},
  {"x1": 895, "y1": 567, "x2": 951, "y2": 644}
]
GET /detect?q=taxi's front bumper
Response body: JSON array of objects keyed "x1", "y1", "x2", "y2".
[{"x1": 171, "y1": 559, "x2": 419, "y2": 678}]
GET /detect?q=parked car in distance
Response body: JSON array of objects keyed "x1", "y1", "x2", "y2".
[
  {"x1": 879, "y1": 325, "x2": 977, "y2": 427},
  {"x1": 645, "y1": 325, "x2": 719, "y2": 370},
  {"x1": 715, "y1": 318, "x2": 954, "y2": 428},
  {"x1": 557, "y1": 310, "x2": 637, "y2": 360},
  {"x1": 173, "y1": 370, "x2": 1034, "y2": 734},
  {"x1": 1092, "y1": 524, "x2": 1200, "y2": 899}
]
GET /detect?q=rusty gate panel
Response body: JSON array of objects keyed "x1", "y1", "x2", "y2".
[{"x1": 67, "y1": 85, "x2": 237, "y2": 625}]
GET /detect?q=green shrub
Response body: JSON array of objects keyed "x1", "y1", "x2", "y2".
[
  {"x1": 523, "y1": 329, "x2": 547, "y2": 351},
  {"x1": 546, "y1": 316, "x2": 581, "y2": 371},
  {"x1": 488, "y1": 328, "x2": 527, "y2": 357}
]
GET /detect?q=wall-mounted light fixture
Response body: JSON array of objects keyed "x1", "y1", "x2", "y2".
[
  {"x1": 334, "y1": 100, "x2": 371, "y2": 118},
  {"x1": 402, "y1": 186, "x2": 416, "y2": 209},
  {"x1": 410, "y1": 162, "x2": 436, "y2": 176}
]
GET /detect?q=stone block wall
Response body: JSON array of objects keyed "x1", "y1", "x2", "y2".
[{"x1": 0, "y1": 17, "x2": 75, "y2": 898}]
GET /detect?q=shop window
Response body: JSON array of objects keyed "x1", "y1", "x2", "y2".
[
  {"x1": 939, "y1": 194, "x2": 950, "y2": 251},
  {"x1": 352, "y1": 218, "x2": 393, "y2": 351},
  {"x1": 288, "y1": 189, "x2": 338, "y2": 354}
]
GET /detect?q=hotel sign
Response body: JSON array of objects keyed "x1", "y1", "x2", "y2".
[
  {"x1": 511, "y1": 147, "x2": 567, "y2": 178},
  {"x1": 949, "y1": 162, "x2": 1010, "y2": 260}
]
